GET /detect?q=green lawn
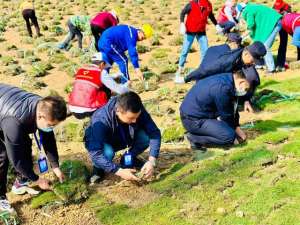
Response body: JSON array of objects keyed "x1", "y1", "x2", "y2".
[{"x1": 88, "y1": 76, "x2": 300, "y2": 225}]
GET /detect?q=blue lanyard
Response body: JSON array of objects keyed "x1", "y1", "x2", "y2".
[{"x1": 34, "y1": 131, "x2": 43, "y2": 152}]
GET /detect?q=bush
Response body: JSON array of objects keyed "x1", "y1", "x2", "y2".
[
  {"x1": 6, "y1": 65, "x2": 24, "y2": 76},
  {"x1": 162, "y1": 125, "x2": 185, "y2": 143},
  {"x1": 169, "y1": 36, "x2": 183, "y2": 46},
  {"x1": 137, "y1": 45, "x2": 150, "y2": 54},
  {"x1": 28, "y1": 62, "x2": 53, "y2": 77},
  {"x1": 0, "y1": 55, "x2": 17, "y2": 66}
]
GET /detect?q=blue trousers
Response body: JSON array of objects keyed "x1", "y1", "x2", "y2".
[
  {"x1": 219, "y1": 21, "x2": 236, "y2": 33},
  {"x1": 264, "y1": 21, "x2": 282, "y2": 72},
  {"x1": 181, "y1": 116, "x2": 236, "y2": 146},
  {"x1": 179, "y1": 33, "x2": 208, "y2": 68},
  {"x1": 100, "y1": 45, "x2": 130, "y2": 84},
  {"x1": 102, "y1": 130, "x2": 150, "y2": 162},
  {"x1": 292, "y1": 26, "x2": 300, "y2": 48}
]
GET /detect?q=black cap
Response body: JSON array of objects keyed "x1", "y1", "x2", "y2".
[
  {"x1": 227, "y1": 33, "x2": 242, "y2": 44},
  {"x1": 247, "y1": 41, "x2": 267, "y2": 66}
]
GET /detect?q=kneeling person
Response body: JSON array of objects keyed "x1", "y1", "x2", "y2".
[
  {"x1": 68, "y1": 52, "x2": 131, "y2": 119},
  {"x1": 84, "y1": 92, "x2": 161, "y2": 182},
  {"x1": 180, "y1": 71, "x2": 249, "y2": 149}
]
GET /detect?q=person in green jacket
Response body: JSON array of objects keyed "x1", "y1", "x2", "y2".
[
  {"x1": 240, "y1": 3, "x2": 282, "y2": 73},
  {"x1": 58, "y1": 15, "x2": 91, "y2": 50}
]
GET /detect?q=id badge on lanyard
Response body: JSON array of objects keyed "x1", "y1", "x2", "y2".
[{"x1": 34, "y1": 131, "x2": 49, "y2": 174}]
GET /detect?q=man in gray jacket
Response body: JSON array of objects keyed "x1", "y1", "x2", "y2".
[{"x1": 0, "y1": 84, "x2": 67, "y2": 214}]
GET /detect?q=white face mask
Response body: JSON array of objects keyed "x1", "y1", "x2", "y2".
[{"x1": 235, "y1": 89, "x2": 247, "y2": 97}]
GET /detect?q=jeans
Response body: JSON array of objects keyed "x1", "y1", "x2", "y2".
[
  {"x1": 292, "y1": 26, "x2": 300, "y2": 48},
  {"x1": 61, "y1": 20, "x2": 83, "y2": 49},
  {"x1": 264, "y1": 21, "x2": 282, "y2": 72},
  {"x1": 179, "y1": 33, "x2": 208, "y2": 68},
  {"x1": 101, "y1": 130, "x2": 150, "y2": 162},
  {"x1": 219, "y1": 21, "x2": 236, "y2": 33}
]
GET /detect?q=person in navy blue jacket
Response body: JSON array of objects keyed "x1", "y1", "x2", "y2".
[
  {"x1": 84, "y1": 92, "x2": 161, "y2": 182},
  {"x1": 178, "y1": 39, "x2": 263, "y2": 113},
  {"x1": 180, "y1": 71, "x2": 249, "y2": 149},
  {"x1": 184, "y1": 41, "x2": 266, "y2": 83},
  {"x1": 98, "y1": 24, "x2": 152, "y2": 84}
]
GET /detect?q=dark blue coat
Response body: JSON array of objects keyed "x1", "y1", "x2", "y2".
[
  {"x1": 84, "y1": 97, "x2": 161, "y2": 173},
  {"x1": 185, "y1": 44, "x2": 260, "y2": 101},
  {"x1": 180, "y1": 73, "x2": 238, "y2": 128},
  {"x1": 185, "y1": 45, "x2": 243, "y2": 82}
]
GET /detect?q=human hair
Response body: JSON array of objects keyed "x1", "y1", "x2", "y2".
[
  {"x1": 233, "y1": 70, "x2": 247, "y2": 79},
  {"x1": 116, "y1": 92, "x2": 143, "y2": 113},
  {"x1": 37, "y1": 96, "x2": 67, "y2": 121}
]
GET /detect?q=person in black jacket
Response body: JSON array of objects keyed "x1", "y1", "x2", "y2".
[
  {"x1": 180, "y1": 71, "x2": 249, "y2": 150},
  {"x1": 0, "y1": 84, "x2": 67, "y2": 214}
]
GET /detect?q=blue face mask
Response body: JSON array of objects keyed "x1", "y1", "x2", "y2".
[{"x1": 40, "y1": 127, "x2": 54, "y2": 133}]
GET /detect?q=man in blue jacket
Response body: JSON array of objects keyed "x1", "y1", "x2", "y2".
[
  {"x1": 84, "y1": 92, "x2": 161, "y2": 182},
  {"x1": 183, "y1": 41, "x2": 266, "y2": 83},
  {"x1": 180, "y1": 71, "x2": 249, "y2": 149},
  {"x1": 98, "y1": 24, "x2": 153, "y2": 84},
  {"x1": 177, "y1": 40, "x2": 264, "y2": 113}
]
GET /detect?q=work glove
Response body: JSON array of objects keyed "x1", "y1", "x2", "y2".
[{"x1": 180, "y1": 23, "x2": 186, "y2": 35}]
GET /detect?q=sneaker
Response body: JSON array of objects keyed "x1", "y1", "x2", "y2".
[
  {"x1": 276, "y1": 67, "x2": 286, "y2": 72},
  {"x1": 174, "y1": 76, "x2": 185, "y2": 84},
  {"x1": 0, "y1": 199, "x2": 15, "y2": 214},
  {"x1": 90, "y1": 167, "x2": 105, "y2": 184},
  {"x1": 265, "y1": 70, "x2": 276, "y2": 75},
  {"x1": 57, "y1": 43, "x2": 66, "y2": 50},
  {"x1": 11, "y1": 179, "x2": 39, "y2": 195},
  {"x1": 185, "y1": 133, "x2": 207, "y2": 152}
]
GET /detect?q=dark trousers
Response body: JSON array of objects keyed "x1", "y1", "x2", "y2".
[
  {"x1": 22, "y1": 9, "x2": 41, "y2": 37},
  {"x1": 62, "y1": 20, "x2": 83, "y2": 49},
  {"x1": 297, "y1": 47, "x2": 300, "y2": 61},
  {"x1": 219, "y1": 21, "x2": 236, "y2": 33},
  {"x1": 181, "y1": 116, "x2": 236, "y2": 146},
  {"x1": 0, "y1": 133, "x2": 9, "y2": 198},
  {"x1": 0, "y1": 132, "x2": 33, "y2": 199},
  {"x1": 91, "y1": 24, "x2": 104, "y2": 51},
  {"x1": 277, "y1": 29, "x2": 288, "y2": 68}
]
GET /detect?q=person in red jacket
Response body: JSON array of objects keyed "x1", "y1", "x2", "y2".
[
  {"x1": 217, "y1": 0, "x2": 238, "y2": 34},
  {"x1": 273, "y1": 0, "x2": 292, "y2": 71},
  {"x1": 281, "y1": 13, "x2": 300, "y2": 61},
  {"x1": 273, "y1": 0, "x2": 291, "y2": 14},
  {"x1": 90, "y1": 10, "x2": 119, "y2": 51},
  {"x1": 68, "y1": 52, "x2": 130, "y2": 119},
  {"x1": 175, "y1": 0, "x2": 223, "y2": 83}
]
